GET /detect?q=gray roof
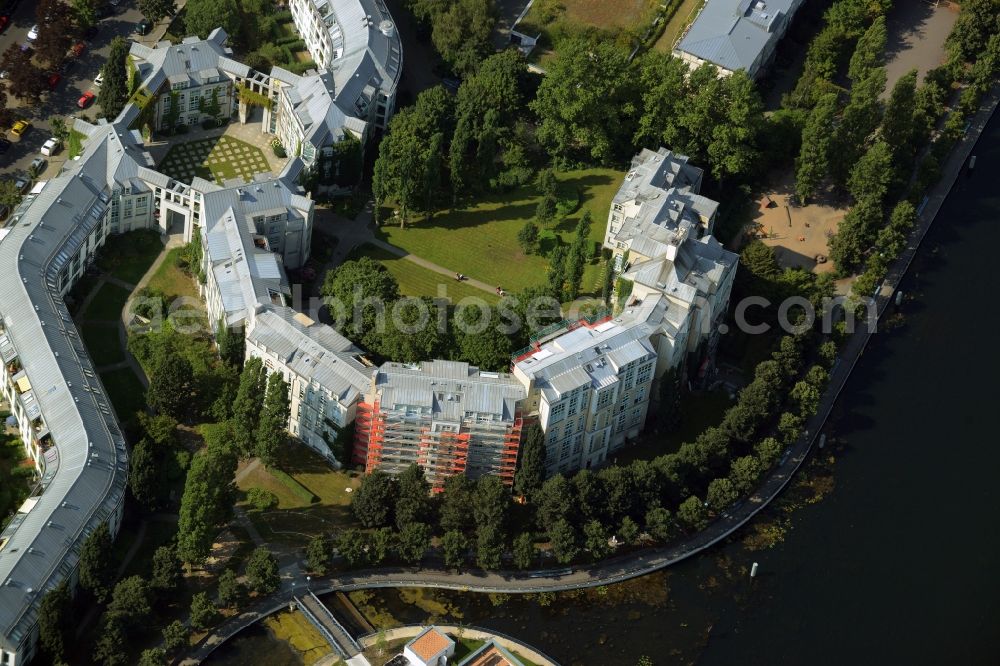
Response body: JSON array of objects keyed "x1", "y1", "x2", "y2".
[
  {"x1": 0, "y1": 157, "x2": 129, "y2": 652},
  {"x1": 129, "y1": 28, "x2": 243, "y2": 92},
  {"x1": 310, "y1": 0, "x2": 402, "y2": 99},
  {"x1": 373, "y1": 361, "x2": 525, "y2": 421},
  {"x1": 247, "y1": 305, "x2": 371, "y2": 403},
  {"x1": 675, "y1": 0, "x2": 797, "y2": 75}
]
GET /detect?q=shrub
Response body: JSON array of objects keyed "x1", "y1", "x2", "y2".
[
  {"x1": 272, "y1": 143, "x2": 287, "y2": 158},
  {"x1": 246, "y1": 487, "x2": 279, "y2": 511}
]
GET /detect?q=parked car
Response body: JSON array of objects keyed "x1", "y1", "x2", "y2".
[
  {"x1": 29, "y1": 157, "x2": 46, "y2": 175},
  {"x1": 70, "y1": 41, "x2": 86, "y2": 58},
  {"x1": 27, "y1": 24, "x2": 38, "y2": 41},
  {"x1": 40, "y1": 137, "x2": 61, "y2": 156},
  {"x1": 0, "y1": 14, "x2": 10, "y2": 33},
  {"x1": 11, "y1": 120, "x2": 30, "y2": 137},
  {"x1": 93, "y1": 70, "x2": 103, "y2": 87},
  {"x1": 47, "y1": 72, "x2": 61, "y2": 90},
  {"x1": 14, "y1": 177, "x2": 29, "y2": 193},
  {"x1": 78, "y1": 91, "x2": 96, "y2": 108},
  {"x1": 135, "y1": 18, "x2": 152, "y2": 35}
]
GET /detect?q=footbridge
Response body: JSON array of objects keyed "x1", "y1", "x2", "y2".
[{"x1": 295, "y1": 590, "x2": 365, "y2": 662}]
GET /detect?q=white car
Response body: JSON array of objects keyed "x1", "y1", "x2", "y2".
[
  {"x1": 40, "y1": 137, "x2": 61, "y2": 156},
  {"x1": 94, "y1": 71, "x2": 104, "y2": 87},
  {"x1": 27, "y1": 25, "x2": 39, "y2": 41}
]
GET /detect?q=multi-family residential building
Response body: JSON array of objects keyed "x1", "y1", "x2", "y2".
[
  {"x1": 353, "y1": 361, "x2": 527, "y2": 489},
  {"x1": 128, "y1": 29, "x2": 248, "y2": 132},
  {"x1": 245, "y1": 305, "x2": 372, "y2": 464},
  {"x1": 288, "y1": 0, "x2": 402, "y2": 130},
  {"x1": 673, "y1": 0, "x2": 805, "y2": 79}
]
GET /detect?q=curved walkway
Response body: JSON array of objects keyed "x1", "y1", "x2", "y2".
[
  {"x1": 358, "y1": 624, "x2": 560, "y2": 666},
  {"x1": 181, "y1": 86, "x2": 999, "y2": 665}
]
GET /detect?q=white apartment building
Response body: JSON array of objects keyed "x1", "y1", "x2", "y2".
[
  {"x1": 245, "y1": 305, "x2": 372, "y2": 464},
  {"x1": 288, "y1": 0, "x2": 402, "y2": 130}
]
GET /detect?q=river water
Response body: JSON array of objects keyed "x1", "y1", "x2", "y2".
[{"x1": 206, "y1": 113, "x2": 999, "y2": 666}]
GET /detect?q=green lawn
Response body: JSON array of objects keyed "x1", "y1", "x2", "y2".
[
  {"x1": 80, "y1": 322, "x2": 125, "y2": 367},
  {"x1": 96, "y1": 229, "x2": 163, "y2": 284},
  {"x1": 653, "y1": 0, "x2": 705, "y2": 53},
  {"x1": 81, "y1": 283, "x2": 131, "y2": 323},
  {"x1": 146, "y1": 247, "x2": 201, "y2": 302},
  {"x1": 375, "y1": 168, "x2": 622, "y2": 294},
  {"x1": 348, "y1": 244, "x2": 499, "y2": 304},
  {"x1": 237, "y1": 440, "x2": 361, "y2": 547},
  {"x1": 454, "y1": 638, "x2": 542, "y2": 666},
  {"x1": 158, "y1": 136, "x2": 271, "y2": 185},
  {"x1": 99, "y1": 367, "x2": 147, "y2": 423}
]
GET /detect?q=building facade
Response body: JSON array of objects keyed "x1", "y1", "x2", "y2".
[{"x1": 353, "y1": 361, "x2": 526, "y2": 490}]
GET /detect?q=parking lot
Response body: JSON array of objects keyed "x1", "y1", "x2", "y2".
[{"x1": 0, "y1": 0, "x2": 181, "y2": 185}]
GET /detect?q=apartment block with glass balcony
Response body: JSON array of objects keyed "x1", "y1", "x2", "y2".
[{"x1": 354, "y1": 361, "x2": 527, "y2": 490}]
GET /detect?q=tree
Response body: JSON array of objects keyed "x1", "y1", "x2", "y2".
[
  {"x1": 50, "y1": 117, "x2": 69, "y2": 142},
  {"x1": 945, "y1": 0, "x2": 1000, "y2": 62},
  {"x1": 881, "y1": 70, "x2": 918, "y2": 164},
  {"x1": 548, "y1": 518, "x2": 578, "y2": 564},
  {"x1": 162, "y1": 619, "x2": 189, "y2": 654},
  {"x1": 707, "y1": 477, "x2": 739, "y2": 511},
  {"x1": 129, "y1": 438, "x2": 160, "y2": 509},
  {"x1": 677, "y1": 496, "x2": 708, "y2": 531},
  {"x1": 432, "y1": 0, "x2": 495, "y2": 76},
  {"x1": 395, "y1": 464, "x2": 432, "y2": 530},
  {"x1": 583, "y1": 520, "x2": 609, "y2": 560},
  {"x1": 795, "y1": 93, "x2": 840, "y2": 202},
  {"x1": 453, "y1": 305, "x2": 512, "y2": 372},
  {"x1": 476, "y1": 523, "x2": 504, "y2": 569},
  {"x1": 177, "y1": 445, "x2": 237, "y2": 563},
  {"x1": 216, "y1": 320, "x2": 245, "y2": 367},
  {"x1": 72, "y1": 0, "x2": 102, "y2": 27},
  {"x1": 730, "y1": 455, "x2": 763, "y2": 494},
  {"x1": 790, "y1": 380, "x2": 821, "y2": 416},
  {"x1": 189, "y1": 592, "x2": 219, "y2": 630},
  {"x1": 34, "y1": 0, "x2": 74, "y2": 68},
  {"x1": 98, "y1": 37, "x2": 130, "y2": 120},
  {"x1": 439, "y1": 473, "x2": 475, "y2": 533},
  {"x1": 217, "y1": 568, "x2": 242, "y2": 607},
  {"x1": 138, "y1": 648, "x2": 168, "y2": 666},
  {"x1": 848, "y1": 16, "x2": 887, "y2": 83},
  {"x1": 633, "y1": 50, "x2": 691, "y2": 149},
  {"x1": 517, "y1": 221, "x2": 540, "y2": 254},
  {"x1": 184, "y1": 0, "x2": 240, "y2": 39},
  {"x1": 645, "y1": 507, "x2": 673, "y2": 542},
  {"x1": 1, "y1": 44, "x2": 46, "y2": 103},
  {"x1": 139, "y1": 0, "x2": 176, "y2": 23},
  {"x1": 535, "y1": 475, "x2": 573, "y2": 531},
  {"x1": 514, "y1": 423, "x2": 546, "y2": 499},
  {"x1": 378, "y1": 297, "x2": 446, "y2": 363},
  {"x1": 322, "y1": 257, "x2": 400, "y2": 346},
  {"x1": 255, "y1": 372, "x2": 290, "y2": 467},
  {"x1": 398, "y1": 522, "x2": 431, "y2": 564},
  {"x1": 472, "y1": 475, "x2": 509, "y2": 536},
  {"x1": 306, "y1": 536, "x2": 330, "y2": 574},
  {"x1": 755, "y1": 437, "x2": 784, "y2": 467},
  {"x1": 337, "y1": 529, "x2": 367, "y2": 567},
  {"x1": 657, "y1": 367, "x2": 682, "y2": 431},
  {"x1": 151, "y1": 544, "x2": 180, "y2": 592},
  {"x1": 0, "y1": 180, "x2": 21, "y2": 210},
  {"x1": 148, "y1": 351, "x2": 194, "y2": 420},
  {"x1": 512, "y1": 533, "x2": 537, "y2": 569},
  {"x1": 777, "y1": 412, "x2": 803, "y2": 444},
  {"x1": 847, "y1": 139, "x2": 893, "y2": 204},
  {"x1": 94, "y1": 615, "x2": 128, "y2": 666},
  {"x1": 705, "y1": 72, "x2": 764, "y2": 182},
  {"x1": 37, "y1": 581, "x2": 72, "y2": 661},
  {"x1": 442, "y1": 530, "x2": 469, "y2": 568},
  {"x1": 107, "y1": 576, "x2": 152, "y2": 629},
  {"x1": 618, "y1": 516, "x2": 640, "y2": 545},
  {"x1": 79, "y1": 522, "x2": 114, "y2": 603},
  {"x1": 245, "y1": 546, "x2": 280, "y2": 594},
  {"x1": 368, "y1": 527, "x2": 395, "y2": 565},
  {"x1": 230, "y1": 357, "x2": 266, "y2": 458},
  {"x1": 353, "y1": 470, "x2": 397, "y2": 528},
  {"x1": 531, "y1": 39, "x2": 638, "y2": 164}
]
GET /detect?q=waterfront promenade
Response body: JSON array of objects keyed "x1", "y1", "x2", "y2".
[{"x1": 182, "y1": 86, "x2": 999, "y2": 664}]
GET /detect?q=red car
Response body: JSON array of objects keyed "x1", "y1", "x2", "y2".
[
  {"x1": 0, "y1": 15, "x2": 10, "y2": 33},
  {"x1": 47, "y1": 72, "x2": 61, "y2": 90},
  {"x1": 70, "y1": 41, "x2": 86, "y2": 58},
  {"x1": 78, "y1": 91, "x2": 96, "y2": 108}
]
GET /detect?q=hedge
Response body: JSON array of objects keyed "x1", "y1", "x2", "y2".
[{"x1": 271, "y1": 469, "x2": 319, "y2": 504}]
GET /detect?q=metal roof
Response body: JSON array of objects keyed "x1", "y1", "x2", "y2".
[{"x1": 373, "y1": 361, "x2": 526, "y2": 421}]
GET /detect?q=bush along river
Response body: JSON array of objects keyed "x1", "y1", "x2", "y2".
[{"x1": 207, "y1": 112, "x2": 1000, "y2": 666}]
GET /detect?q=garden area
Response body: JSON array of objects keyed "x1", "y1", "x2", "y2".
[
  {"x1": 347, "y1": 244, "x2": 499, "y2": 304},
  {"x1": 375, "y1": 168, "x2": 622, "y2": 295},
  {"x1": 157, "y1": 136, "x2": 271, "y2": 186},
  {"x1": 236, "y1": 439, "x2": 361, "y2": 548},
  {"x1": 95, "y1": 229, "x2": 164, "y2": 285},
  {"x1": 0, "y1": 425, "x2": 32, "y2": 532}
]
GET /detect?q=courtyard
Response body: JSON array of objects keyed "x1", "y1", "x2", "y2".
[{"x1": 157, "y1": 135, "x2": 272, "y2": 185}]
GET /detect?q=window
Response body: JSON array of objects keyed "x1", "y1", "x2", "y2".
[
  {"x1": 568, "y1": 394, "x2": 579, "y2": 417},
  {"x1": 189, "y1": 94, "x2": 199, "y2": 111},
  {"x1": 596, "y1": 389, "x2": 613, "y2": 410},
  {"x1": 637, "y1": 362, "x2": 653, "y2": 385},
  {"x1": 549, "y1": 401, "x2": 566, "y2": 424},
  {"x1": 135, "y1": 195, "x2": 148, "y2": 211}
]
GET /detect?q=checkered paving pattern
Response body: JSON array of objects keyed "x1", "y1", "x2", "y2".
[{"x1": 157, "y1": 136, "x2": 272, "y2": 185}]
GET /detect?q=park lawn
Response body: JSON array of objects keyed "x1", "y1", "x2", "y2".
[
  {"x1": 237, "y1": 440, "x2": 360, "y2": 547},
  {"x1": 453, "y1": 638, "x2": 542, "y2": 666},
  {"x1": 96, "y1": 229, "x2": 163, "y2": 284},
  {"x1": 146, "y1": 247, "x2": 201, "y2": 302},
  {"x1": 82, "y1": 282, "x2": 131, "y2": 323},
  {"x1": 349, "y1": 244, "x2": 498, "y2": 304},
  {"x1": 520, "y1": 0, "x2": 657, "y2": 34},
  {"x1": 80, "y1": 322, "x2": 125, "y2": 367},
  {"x1": 99, "y1": 366, "x2": 147, "y2": 423},
  {"x1": 265, "y1": 611, "x2": 330, "y2": 664},
  {"x1": 653, "y1": 0, "x2": 705, "y2": 53},
  {"x1": 375, "y1": 168, "x2": 623, "y2": 294}
]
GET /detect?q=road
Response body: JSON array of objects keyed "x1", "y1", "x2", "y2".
[{"x1": 0, "y1": 0, "x2": 182, "y2": 182}]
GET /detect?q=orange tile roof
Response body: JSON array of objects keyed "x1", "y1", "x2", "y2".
[{"x1": 409, "y1": 628, "x2": 453, "y2": 661}]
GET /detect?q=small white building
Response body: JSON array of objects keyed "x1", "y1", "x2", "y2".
[{"x1": 403, "y1": 626, "x2": 455, "y2": 666}]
